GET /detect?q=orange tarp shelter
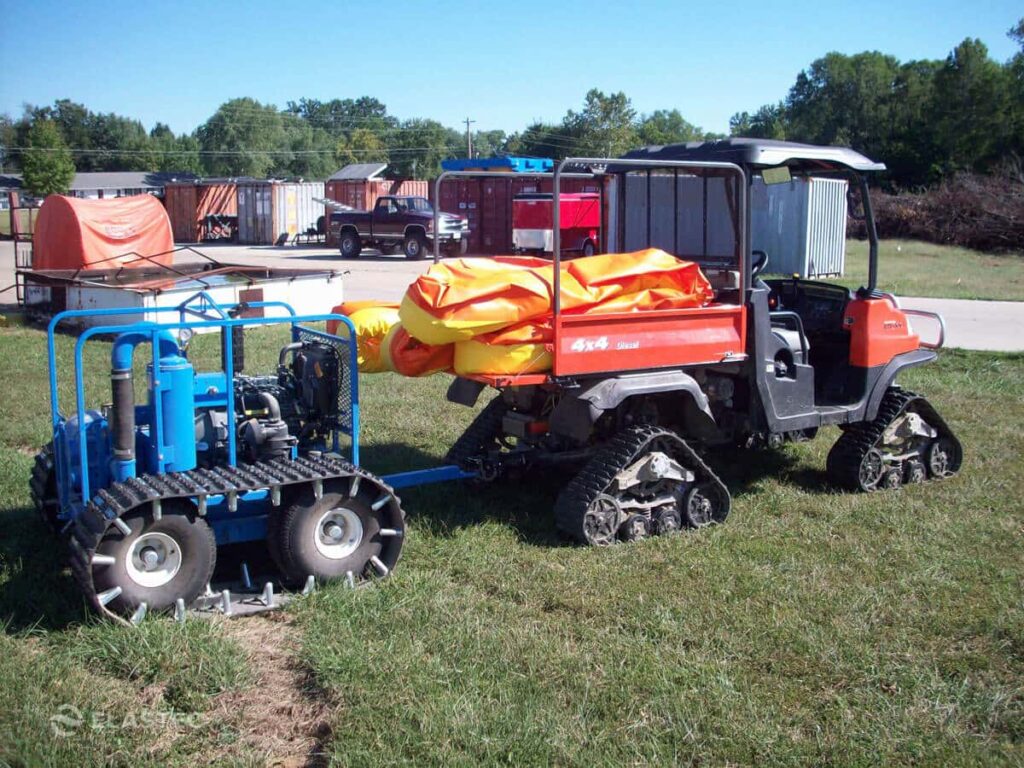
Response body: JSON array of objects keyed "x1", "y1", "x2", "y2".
[{"x1": 33, "y1": 194, "x2": 174, "y2": 270}]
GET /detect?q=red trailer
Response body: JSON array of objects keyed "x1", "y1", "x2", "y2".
[{"x1": 512, "y1": 192, "x2": 600, "y2": 257}]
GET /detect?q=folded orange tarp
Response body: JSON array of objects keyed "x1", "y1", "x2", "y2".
[
  {"x1": 33, "y1": 194, "x2": 174, "y2": 271},
  {"x1": 400, "y1": 249, "x2": 713, "y2": 346},
  {"x1": 382, "y1": 325, "x2": 454, "y2": 377},
  {"x1": 329, "y1": 302, "x2": 401, "y2": 373}
]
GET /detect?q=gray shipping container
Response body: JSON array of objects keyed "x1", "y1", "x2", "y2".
[
  {"x1": 613, "y1": 172, "x2": 847, "y2": 278},
  {"x1": 751, "y1": 176, "x2": 848, "y2": 278},
  {"x1": 236, "y1": 181, "x2": 326, "y2": 245}
]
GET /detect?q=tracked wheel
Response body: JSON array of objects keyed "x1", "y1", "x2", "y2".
[
  {"x1": 270, "y1": 471, "x2": 404, "y2": 587},
  {"x1": 555, "y1": 425, "x2": 730, "y2": 546},
  {"x1": 89, "y1": 501, "x2": 216, "y2": 617},
  {"x1": 827, "y1": 388, "x2": 963, "y2": 492},
  {"x1": 29, "y1": 443, "x2": 61, "y2": 534}
]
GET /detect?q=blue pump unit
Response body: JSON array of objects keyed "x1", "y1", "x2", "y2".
[{"x1": 38, "y1": 291, "x2": 475, "y2": 620}]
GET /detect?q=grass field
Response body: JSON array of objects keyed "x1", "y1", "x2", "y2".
[
  {"x1": 836, "y1": 240, "x2": 1024, "y2": 301},
  {"x1": 0, "y1": 325, "x2": 1021, "y2": 766}
]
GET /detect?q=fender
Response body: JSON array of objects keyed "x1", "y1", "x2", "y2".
[
  {"x1": 863, "y1": 348, "x2": 937, "y2": 421},
  {"x1": 403, "y1": 224, "x2": 427, "y2": 241},
  {"x1": 550, "y1": 370, "x2": 715, "y2": 443}
]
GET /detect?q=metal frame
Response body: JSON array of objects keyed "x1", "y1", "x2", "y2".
[
  {"x1": 552, "y1": 157, "x2": 748, "y2": 315},
  {"x1": 431, "y1": 169, "x2": 599, "y2": 262},
  {"x1": 46, "y1": 292, "x2": 360, "y2": 508}
]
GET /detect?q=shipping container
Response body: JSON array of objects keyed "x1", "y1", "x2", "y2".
[
  {"x1": 433, "y1": 176, "x2": 600, "y2": 255},
  {"x1": 164, "y1": 181, "x2": 238, "y2": 243},
  {"x1": 614, "y1": 171, "x2": 847, "y2": 278},
  {"x1": 751, "y1": 176, "x2": 848, "y2": 277},
  {"x1": 323, "y1": 179, "x2": 429, "y2": 244},
  {"x1": 237, "y1": 181, "x2": 325, "y2": 245}
]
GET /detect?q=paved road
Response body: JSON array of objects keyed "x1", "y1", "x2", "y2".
[
  {"x1": 2, "y1": 241, "x2": 1022, "y2": 351},
  {"x1": 901, "y1": 296, "x2": 1024, "y2": 353}
]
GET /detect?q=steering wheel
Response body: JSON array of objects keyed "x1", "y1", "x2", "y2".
[{"x1": 751, "y1": 250, "x2": 769, "y2": 278}]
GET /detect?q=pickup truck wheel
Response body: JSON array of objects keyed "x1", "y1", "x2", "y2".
[
  {"x1": 443, "y1": 239, "x2": 469, "y2": 258},
  {"x1": 339, "y1": 231, "x2": 361, "y2": 258},
  {"x1": 403, "y1": 233, "x2": 427, "y2": 260}
]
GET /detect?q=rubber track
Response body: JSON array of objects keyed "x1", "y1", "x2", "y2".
[
  {"x1": 826, "y1": 387, "x2": 962, "y2": 491},
  {"x1": 554, "y1": 425, "x2": 730, "y2": 544},
  {"x1": 66, "y1": 455, "x2": 401, "y2": 623},
  {"x1": 29, "y1": 444, "x2": 60, "y2": 534},
  {"x1": 444, "y1": 397, "x2": 509, "y2": 467}
]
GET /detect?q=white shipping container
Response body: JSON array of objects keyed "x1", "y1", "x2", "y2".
[
  {"x1": 751, "y1": 176, "x2": 848, "y2": 278},
  {"x1": 237, "y1": 181, "x2": 326, "y2": 245},
  {"x1": 615, "y1": 172, "x2": 848, "y2": 278}
]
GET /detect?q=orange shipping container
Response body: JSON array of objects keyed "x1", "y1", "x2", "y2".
[{"x1": 164, "y1": 181, "x2": 238, "y2": 243}]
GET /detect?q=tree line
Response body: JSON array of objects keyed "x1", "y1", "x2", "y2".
[{"x1": 3, "y1": 18, "x2": 1021, "y2": 197}]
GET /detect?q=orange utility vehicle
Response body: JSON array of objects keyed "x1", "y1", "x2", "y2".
[{"x1": 444, "y1": 140, "x2": 962, "y2": 546}]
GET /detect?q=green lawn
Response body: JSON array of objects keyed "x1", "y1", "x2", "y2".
[
  {"x1": 0, "y1": 326, "x2": 1021, "y2": 766},
  {"x1": 837, "y1": 239, "x2": 1024, "y2": 301}
]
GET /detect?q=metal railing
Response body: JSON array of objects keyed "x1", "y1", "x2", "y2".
[{"x1": 551, "y1": 157, "x2": 748, "y2": 315}]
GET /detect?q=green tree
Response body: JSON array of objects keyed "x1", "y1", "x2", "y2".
[
  {"x1": 504, "y1": 122, "x2": 575, "y2": 159},
  {"x1": 279, "y1": 115, "x2": 335, "y2": 178},
  {"x1": 335, "y1": 128, "x2": 388, "y2": 168},
  {"x1": 0, "y1": 114, "x2": 15, "y2": 171},
  {"x1": 286, "y1": 96, "x2": 396, "y2": 140},
  {"x1": 22, "y1": 119, "x2": 75, "y2": 196},
  {"x1": 385, "y1": 118, "x2": 457, "y2": 178},
  {"x1": 470, "y1": 129, "x2": 508, "y2": 158},
  {"x1": 149, "y1": 124, "x2": 203, "y2": 174},
  {"x1": 930, "y1": 39, "x2": 1011, "y2": 174},
  {"x1": 197, "y1": 98, "x2": 288, "y2": 177},
  {"x1": 1009, "y1": 19, "x2": 1024, "y2": 160},
  {"x1": 786, "y1": 51, "x2": 901, "y2": 152},
  {"x1": 637, "y1": 109, "x2": 704, "y2": 145},
  {"x1": 87, "y1": 112, "x2": 155, "y2": 171},
  {"x1": 562, "y1": 89, "x2": 638, "y2": 157},
  {"x1": 730, "y1": 103, "x2": 788, "y2": 139}
]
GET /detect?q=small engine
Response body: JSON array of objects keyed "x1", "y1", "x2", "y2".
[{"x1": 195, "y1": 339, "x2": 344, "y2": 465}]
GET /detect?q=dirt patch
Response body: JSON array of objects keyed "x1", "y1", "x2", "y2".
[{"x1": 210, "y1": 612, "x2": 334, "y2": 767}]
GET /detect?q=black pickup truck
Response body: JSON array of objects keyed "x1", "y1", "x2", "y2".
[{"x1": 329, "y1": 195, "x2": 470, "y2": 259}]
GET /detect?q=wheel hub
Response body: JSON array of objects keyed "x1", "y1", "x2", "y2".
[
  {"x1": 125, "y1": 532, "x2": 182, "y2": 588},
  {"x1": 859, "y1": 448, "x2": 885, "y2": 489},
  {"x1": 583, "y1": 494, "x2": 621, "y2": 546},
  {"x1": 314, "y1": 507, "x2": 364, "y2": 560}
]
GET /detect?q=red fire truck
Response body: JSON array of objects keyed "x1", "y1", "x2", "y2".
[{"x1": 512, "y1": 192, "x2": 600, "y2": 257}]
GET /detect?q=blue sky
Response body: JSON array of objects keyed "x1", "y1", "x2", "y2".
[{"x1": 1, "y1": 0, "x2": 1020, "y2": 137}]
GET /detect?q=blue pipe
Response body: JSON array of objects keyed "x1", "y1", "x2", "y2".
[
  {"x1": 111, "y1": 329, "x2": 179, "y2": 372},
  {"x1": 110, "y1": 329, "x2": 181, "y2": 481}
]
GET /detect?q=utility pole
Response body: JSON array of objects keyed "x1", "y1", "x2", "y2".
[{"x1": 463, "y1": 117, "x2": 476, "y2": 158}]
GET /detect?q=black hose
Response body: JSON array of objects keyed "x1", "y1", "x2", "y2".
[{"x1": 111, "y1": 370, "x2": 135, "y2": 461}]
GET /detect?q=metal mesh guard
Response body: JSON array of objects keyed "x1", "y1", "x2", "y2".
[{"x1": 297, "y1": 326, "x2": 354, "y2": 434}]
